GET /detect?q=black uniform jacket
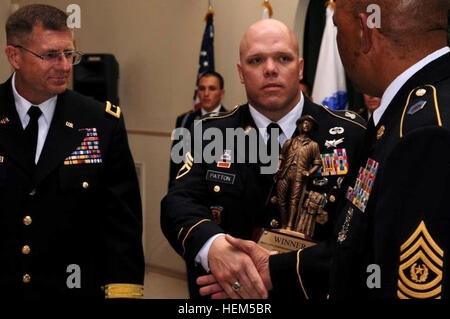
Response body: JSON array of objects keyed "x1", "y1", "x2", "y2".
[
  {"x1": 161, "y1": 98, "x2": 366, "y2": 297},
  {"x1": 0, "y1": 78, "x2": 144, "y2": 299},
  {"x1": 270, "y1": 51, "x2": 450, "y2": 300},
  {"x1": 169, "y1": 106, "x2": 227, "y2": 187}
]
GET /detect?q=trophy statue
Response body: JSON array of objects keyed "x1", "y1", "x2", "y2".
[{"x1": 256, "y1": 115, "x2": 328, "y2": 253}]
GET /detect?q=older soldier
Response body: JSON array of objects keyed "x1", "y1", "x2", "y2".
[{"x1": 0, "y1": 4, "x2": 144, "y2": 299}]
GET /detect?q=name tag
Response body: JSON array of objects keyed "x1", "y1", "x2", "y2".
[{"x1": 206, "y1": 170, "x2": 236, "y2": 185}]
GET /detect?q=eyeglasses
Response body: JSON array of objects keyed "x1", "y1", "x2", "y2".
[{"x1": 14, "y1": 45, "x2": 84, "y2": 65}]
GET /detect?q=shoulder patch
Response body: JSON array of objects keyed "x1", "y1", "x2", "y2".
[
  {"x1": 320, "y1": 105, "x2": 367, "y2": 129},
  {"x1": 400, "y1": 85, "x2": 442, "y2": 138},
  {"x1": 105, "y1": 101, "x2": 121, "y2": 119}
]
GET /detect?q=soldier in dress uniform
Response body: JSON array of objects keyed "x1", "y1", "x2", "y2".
[
  {"x1": 169, "y1": 71, "x2": 227, "y2": 187},
  {"x1": 207, "y1": 0, "x2": 450, "y2": 301},
  {"x1": 161, "y1": 19, "x2": 366, "y2": 299},
  {"x1": 0, "y1": 4, "x2": 144, "y2": 299}
]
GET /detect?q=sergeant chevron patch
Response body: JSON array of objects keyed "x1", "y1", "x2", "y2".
[
  {"x1": 176, "y1": 152, "x2": 194, "y2": 180},
  {"x1": 398, "y1": 221, "x2": 444, "y2": 299}
]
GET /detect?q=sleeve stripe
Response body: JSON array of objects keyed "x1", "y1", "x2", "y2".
[
  {"x1": 296, "y1": 249, "x2": 309, "y2": 300},
  {"x1": 182, "y1": 219, "x2": 211, "y2": 257}
]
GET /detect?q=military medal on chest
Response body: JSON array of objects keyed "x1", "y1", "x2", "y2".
[{"x1": 255, "y1": 115, "x2": 328, "y2": 253}]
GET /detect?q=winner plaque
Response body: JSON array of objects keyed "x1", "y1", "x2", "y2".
[{"x1": 256, "y1": 115, "x2": 328, "y2": 253}]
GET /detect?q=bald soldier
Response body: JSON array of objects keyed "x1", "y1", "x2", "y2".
[
  {"x1": 161, "y1": 19, "x2": 366, "y2": 299},
  {"x1": 203, "y1": 0, "x2": 450, "y2": 300}
]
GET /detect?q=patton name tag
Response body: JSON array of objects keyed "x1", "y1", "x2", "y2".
[
  {"x1": 256, "y1": 229, "x2": 317, "y2": 253},
  {"x1": 206, "y1": 170, "x2": 236, "y2": 185}
]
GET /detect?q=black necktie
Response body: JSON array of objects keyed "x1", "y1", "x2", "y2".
[
  {"x1": 266, "y1": 122, "x2": 282, "y2": 156},
  {"x1": 24, "y1": 106, "x2": 42, "y2": 166}
]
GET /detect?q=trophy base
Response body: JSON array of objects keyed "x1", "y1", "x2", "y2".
[{"x1": 254, "y1": 228, "x2": 317, "y2": 253}]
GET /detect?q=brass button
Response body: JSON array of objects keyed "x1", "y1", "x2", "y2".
[
  {"x1": 82, "y1": 182, "x2": 89, "y2": 189},
  {"x1": 214, "y1": 185, "x2": 221, "y2": 193},
  {"x1": 23, "y1": 216, "x2": 32, "y2": 226},
  {"x1": 29, "y1": 188, "x2": 37, "y2": 196},
  {"x1": 22, "y1": 245, "x2": 31, "y2": 255},
  {"x1": 23, "y1": 274, "x2": 31, "y2": 284},
  {"x1": 270, "y1": 219, "x2": 279, "y2": 228},
  {"x1": 416, "y1": 88, "x2": 427, "y2": 97},
  {"x1": 377, "y1": 126, "x2": 385, "y2": 140},
  {"x1": 270, "y1": 196, "x2": 277, "y2": 204},
  {"x1": 329, "y1": 195, "x2": 336, "y2": 203}
]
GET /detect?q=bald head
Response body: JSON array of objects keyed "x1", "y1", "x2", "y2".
[
  {"x1": 237, "y1": 19, "x2": 303, "y2": 122},
  {"x1": 239, "y1": 19, "x2": 299, "y2": 61}
]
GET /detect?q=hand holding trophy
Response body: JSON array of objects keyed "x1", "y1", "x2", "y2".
[{"x1": 257, "y1": 115, "x2": 328, "y2": 252}]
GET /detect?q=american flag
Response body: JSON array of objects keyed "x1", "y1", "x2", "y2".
[{"x1": 193, "y1": 9, "x2": 215, "y2": 110}]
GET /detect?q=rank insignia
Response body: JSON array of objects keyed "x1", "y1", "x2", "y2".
[
  {"x1": 64, "y1": 128, "x2": 103, "y2": 165},
  {"x1": 345, "y1": 158, "x2": 379, "y2": 212},
  {"x1": 0, "y1": 156, "x2": 4, "y2": 163},
  {"x1": 329, "y1": 127, "x2": 344, "y2": 135},
  {"x1": 176, "y1": 152, "x2": 194, "y2": 180},
  {"x1": 0, "y1": 117, "x2": 10, "y2": 125},
  {"x1": 398, "y1": 221, "x2": 444, "y2": 299},
  {"x1": 320, "y1": 148, "x2": 349, "y2": 176},
  {"x1": 407, "y1": 100, "x2": 427, "y2": 115},
  {"x1": 217, "y1": 149, "x2": 232, "y2": 169},
  {"x1": 105, "y1": 101, "x2": 121, "y2": 119}
]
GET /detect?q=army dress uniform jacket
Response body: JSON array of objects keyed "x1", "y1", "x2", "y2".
[
  {"x1": 161, "y1": 98, "x2": 366, "y2": 298},
  {"x1": 169, "y1": 106, "x2": 227, "y2": 187},
  {"x1": 0, "y1": 78, "x2": 144, "y2": 299},
  {"x1": 269, "y1": 51, "x2": 450, "y2": 300}
]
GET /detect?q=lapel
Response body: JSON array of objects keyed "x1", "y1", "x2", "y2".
[
  {"x1": 0, "y1": 78, "x2": 36, "y2": 175},
  {"x1": 34, "y1": 90, "x2": 85, "y2": 185}
]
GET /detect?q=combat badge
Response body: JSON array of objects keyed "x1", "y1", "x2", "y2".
[
  {"x1": 64, "y1": 128, "x2": 103, "y2": 165},
  {"x1": 398, "y1": 221, "x2": 444, "y2": 299},
  {"x1": 407, "y1": 100, "x2": 427, "y2": 115},
  {"x1": 345, "y1": 158, "x2": 379, "y2": 212},
  {"x1": 325, "y1": 138, "x2": 344, "y2": 149},
  {"x1": 176, "y1": 152, "x2": 194, "y2": 179}
]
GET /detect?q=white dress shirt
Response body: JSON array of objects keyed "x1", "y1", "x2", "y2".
[
  {"x1": 373, "y1": 47, "x2": 450, "y2": 125},
  {"x1": 195, "y1": 93, "x2": 305, "y2": 272},
  {"x1": 201, "y1": 104, "x2": 222, "y2": 116},
  {"x1": 12, "y1": 73, "x2": 58, "y2": 164}
]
